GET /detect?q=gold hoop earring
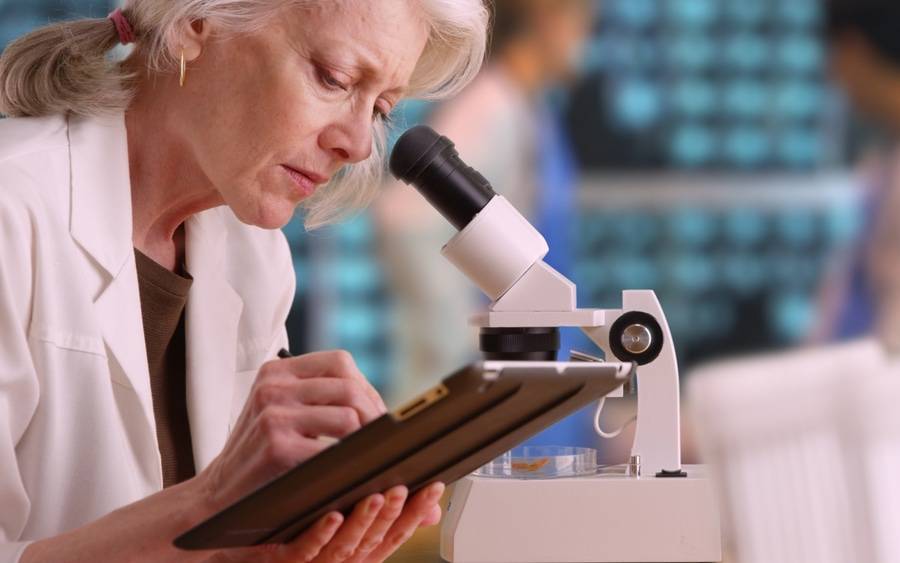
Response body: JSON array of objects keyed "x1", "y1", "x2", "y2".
[{"x1": 179, "y1": 49, "x2": 186, "y2": 87}]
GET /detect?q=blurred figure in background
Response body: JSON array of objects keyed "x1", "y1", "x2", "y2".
[
  {"x1": 374, "y1": 0, "x2": 593, "y2": 405},
  {"x1": 686, "y1": 4, "x2": 900, "y2": 559},
  {"x1": 814, "y1": 0, "x2": 900, "y2": 352}
]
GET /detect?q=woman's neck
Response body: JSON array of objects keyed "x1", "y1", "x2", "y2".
[{"x1": 124, "y1": 73, "x2": 223, "y2": 270}]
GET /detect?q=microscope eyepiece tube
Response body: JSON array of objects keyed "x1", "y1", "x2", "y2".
[
  {"x1": 389, "y1": 125, "x2": 496, "y2": 231},
  {"x1": 389, "y1": 125, "x2": 549, "y2": 301}
]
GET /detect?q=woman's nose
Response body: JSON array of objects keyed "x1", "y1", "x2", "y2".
[{"x1": 321, "y1": 116, "x2": 373, "y2": 165}]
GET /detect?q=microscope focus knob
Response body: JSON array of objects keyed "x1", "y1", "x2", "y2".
[
  {"x1": 621, "y1": 324, "x2": 653, "y2": 355},
  {"x1": 608, "y1": 311, "x2": 664, "y2": 365}
]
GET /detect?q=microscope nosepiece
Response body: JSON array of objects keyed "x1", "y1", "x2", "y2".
[{"x1": 389, "y1": 125, "x2": 496, "y2": 231}]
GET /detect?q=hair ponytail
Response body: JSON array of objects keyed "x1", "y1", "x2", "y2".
[{"x1": 0, "y1": 17, "x2": 132, "y2": 117}]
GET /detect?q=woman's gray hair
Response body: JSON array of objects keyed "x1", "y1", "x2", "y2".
[{"x1": 0, "y1": 0, "x2": 489, "y2": 228}]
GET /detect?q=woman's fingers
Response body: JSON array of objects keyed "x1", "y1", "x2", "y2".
[
  {"x1": 212, "y1": 485, "x2": 445, "y2": 563},
  {"x1": 274, "y1": 511, "x2": 344, "y2": 563},
  {"x1": 356, "y1": 483, "x2": 445, "y2": 563},
  {"x1": 349, "y1": 485, "x2": 408, "y2": 557},
  {"x1": 251, "y1": 375, "x2": 383, "y2": 426},
  {"x1": 255, "y1": 404, "x2": 363, "y2": 442},
  {"x1": 313, "y1": 494, "x2": 385, "y2": 562},
  {"x1": 269, "y1": 350, "x2": 387, "y2": 415},
  {"x1": 421, "y1": 503, "x2": 443, "y2": 527},
  {"x1": 294, "y1": 378, "x2": 382, "y2": 423}
]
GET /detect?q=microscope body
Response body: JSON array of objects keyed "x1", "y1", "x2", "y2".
[
  {"x1": 442, "y1": 195, "x2": 684, "y2": 477},
  {"x1": 437, "y1": 196, "x2": 721, "y2": 562},
  {"x1": 389, "y1": 127, "x2": 721, "y2": 562}
]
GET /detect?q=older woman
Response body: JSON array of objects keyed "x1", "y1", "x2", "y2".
[{"x1": 0, "y1": 1, "x2": 488, "y2": 562}]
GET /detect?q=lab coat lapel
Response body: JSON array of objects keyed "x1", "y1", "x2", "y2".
[
  {"x1": 68, "y1": 114, "x2": 161, "y2": 487},
  {"x1": 184, "y1": 211, "x2": 243, "y2": 470}
]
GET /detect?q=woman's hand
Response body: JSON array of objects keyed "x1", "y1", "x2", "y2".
[
  {"x1": 192, "y1": 350, "x2": 444, "y2": 562},
  {"x1": 199, "y1": 350, "x2": 387, "y2": 509},
  {"x1": 210, "y1": 483, "x2": 444, "y2": 563}
]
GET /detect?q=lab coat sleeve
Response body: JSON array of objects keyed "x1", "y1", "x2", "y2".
[{"x1": 0, "y1": 193, "x2": 41, "y2": 562}]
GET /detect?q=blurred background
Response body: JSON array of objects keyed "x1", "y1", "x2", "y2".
[
  {"x1": 1, "y1": 0, "x2": 893, "y2": 437},
  {"x1": 6, "y1": 1, "x2": 900, "y2": 561}
]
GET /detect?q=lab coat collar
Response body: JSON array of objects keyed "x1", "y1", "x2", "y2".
[
  {"x1": 69, "y1": 113, "x2": 134, "y2": 279},
  {"x1": 67, "y1": 113, "x2": 244, "y2": 478}
]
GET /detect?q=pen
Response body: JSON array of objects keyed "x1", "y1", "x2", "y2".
[{"x1": 277, "y1": 348, "x2": 293, "y2": 359}]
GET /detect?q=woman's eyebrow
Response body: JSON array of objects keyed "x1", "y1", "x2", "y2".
[{"x1": 332, "y1": 45, "x2": 411, "y2": 95}]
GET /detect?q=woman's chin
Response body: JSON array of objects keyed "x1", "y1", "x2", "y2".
[{"x1": 232, "y1": 200, "x2": 297, "y2": 230}]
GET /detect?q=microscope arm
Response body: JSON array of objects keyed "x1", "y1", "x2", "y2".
[{"x1": 582, "y1": 291, "x2": 684, "y2": 476}]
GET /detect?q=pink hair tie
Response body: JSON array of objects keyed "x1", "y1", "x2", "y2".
[{"x1": 108, "y1": 8, "x2": 136, "y2": 45}]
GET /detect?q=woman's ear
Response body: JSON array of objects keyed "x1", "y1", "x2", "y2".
[{"x1": 178, "y1": 18, "x2": 211, "y2": 63}]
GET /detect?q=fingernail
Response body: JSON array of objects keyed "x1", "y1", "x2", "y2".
[
  {"x1": 388, "y1": 488, "x2": 406, "y2": 505},
  {"x1": 428, "y1": 483, "x2": 445, "y2": 501},
  {"x1": 327, "y1": 513, "x2": 342, "y2": 527},
  {"x1": 366, "y1": 496, "x2": 384, "y2": 515}
]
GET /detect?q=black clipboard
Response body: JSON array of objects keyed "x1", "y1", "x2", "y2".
[{"x1": 174, "y1": 361, "x2": 632, "y2": 550}]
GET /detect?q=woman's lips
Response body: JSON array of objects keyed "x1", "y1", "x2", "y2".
[{"x1": 281, "y1": 165, "x2": 324, "y2": 198}]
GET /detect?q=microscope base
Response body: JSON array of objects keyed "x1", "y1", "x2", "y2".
[{"x1": 440, "y1": 464, "x2": 722, "y2": 563}]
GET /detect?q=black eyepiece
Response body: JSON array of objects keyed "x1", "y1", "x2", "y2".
[{"x1": 389, "y1": 125, "x2": 497, "y2": 231}]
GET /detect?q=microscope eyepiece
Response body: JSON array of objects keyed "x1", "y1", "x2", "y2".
[{"x1": 389, "y1": 125, "x2": 496, "y2": 231}]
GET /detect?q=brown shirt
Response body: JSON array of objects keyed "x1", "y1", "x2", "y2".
[{"x1": 134, "y1": 249, "x2": 196, "y2": 487}]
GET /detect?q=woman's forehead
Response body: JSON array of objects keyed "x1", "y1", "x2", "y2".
[
  {"x1": 283, "y1": 0, "x2": 428, "y2": 44},
  {"x1": 283, "y1": 1, "x2": 429, "y2": 86}
]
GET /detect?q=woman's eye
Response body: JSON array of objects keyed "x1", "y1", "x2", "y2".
[
  {"x1": 373, "y1": 108, "x2": 391, "y2": 123},
  {"x1": 373, "y1": 102, "x2": 395, "y2": 123},
  {"x1": 318, "y1": 69, "x2": 348, "y2": 92}
]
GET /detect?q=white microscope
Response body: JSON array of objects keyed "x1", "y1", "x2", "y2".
[{"x1": 389, "y1": 126, "x2": 722, "y2": 563}]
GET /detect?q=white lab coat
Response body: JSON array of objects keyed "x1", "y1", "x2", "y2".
[{"x1": 0, "y1": 113, "x2": 295, "y2": 561}]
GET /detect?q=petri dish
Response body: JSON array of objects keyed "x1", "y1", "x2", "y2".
[{"x1": 474, "y1": 446, "x2": 599, "y2": 479}]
